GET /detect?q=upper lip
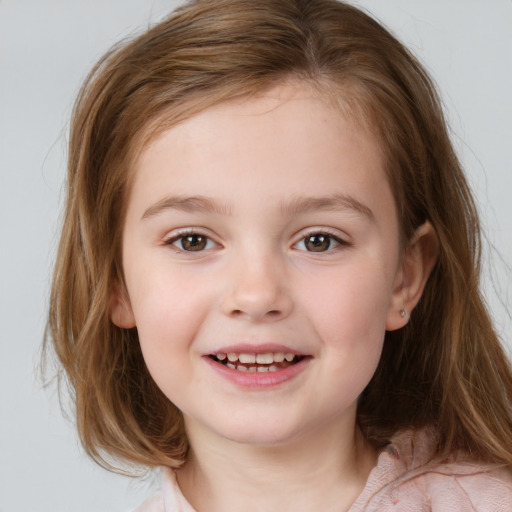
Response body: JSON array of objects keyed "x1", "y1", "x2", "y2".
[{"x1": 206, "y1": 343, "x2": 308, "y2": 356}]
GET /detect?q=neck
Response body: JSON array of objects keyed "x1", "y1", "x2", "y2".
[{"x1": 176, "y1": 418, "x2": 377, "y2": 512}]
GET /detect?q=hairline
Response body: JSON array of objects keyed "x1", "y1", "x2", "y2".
[{"x1": 123, "y1": 74, "x2": 386, "y2": 213}]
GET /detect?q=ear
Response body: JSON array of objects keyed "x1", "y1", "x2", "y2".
[
  {"x1": 386, "y1": 221, "x2": 438, "y2": 330},
  {"x1": 109, "y1": 281, "x2": 136, "y2": 329}
]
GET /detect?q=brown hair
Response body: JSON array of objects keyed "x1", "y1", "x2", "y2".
[{"x1": 46, "y1": 0, "x2": 512, "y2": 473}]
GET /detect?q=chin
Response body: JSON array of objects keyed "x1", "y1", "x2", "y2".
[{"x1": 211, "y1": 417, "x2": 315, "y2": 448}]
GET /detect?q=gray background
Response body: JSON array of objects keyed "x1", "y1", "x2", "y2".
[{"x1": 1, "y1": 1, "x2": 511, "y2": 511}]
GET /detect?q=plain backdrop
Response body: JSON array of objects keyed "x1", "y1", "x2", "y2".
[{"x1": 1, "y1": 1, "x2": 511, "y2": 511}]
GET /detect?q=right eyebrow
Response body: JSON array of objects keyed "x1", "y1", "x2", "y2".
[{"x1": 141, "y1": 195, "x2": 231, "y2": 220}]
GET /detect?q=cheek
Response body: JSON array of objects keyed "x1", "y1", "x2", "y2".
[
  {"x1": 298, "y1": 262, "x2": 393, "y2": 341},
  {"x1": 295, "y1": 259, "x2": 393, "y2": 397},
  {"x1": 127, "y1": 275, "x2": 207, "y2": 356},
  {"x1": 128, "y1": 280, "x2": 205, "y2": 405}
]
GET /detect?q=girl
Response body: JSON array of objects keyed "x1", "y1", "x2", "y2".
[{"x1": 47, "y1": 0, "x2": 512, "y2": 510}]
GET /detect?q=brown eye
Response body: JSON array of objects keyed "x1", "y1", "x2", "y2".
[
  {"x1": 304, "y1": 234, "x2": 331, "y2": 252},
  {"x1": 172, "y1": 234, "x2": 214, "y2": 251},
  {"x1": 182, "y1": 235, "x2": 206, "y2": 251},
  {"x1": 295, "y1": 233, "x2": 344, "y2": 253}
]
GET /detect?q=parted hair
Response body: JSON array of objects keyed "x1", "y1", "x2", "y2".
[{"x1": 46, "y1": 0, "x2": 512, "y2": 472}]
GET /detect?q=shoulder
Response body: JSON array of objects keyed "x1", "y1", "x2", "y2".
[
  {"x1": 351, "y1": 427, "x2": 512, "y2": 511},
  {"x1": 133, "y1": 492, "x2": 164, "y2": 512},
  {"x1": 132, "y1": 468, "x2": 196, "y2": 512}
]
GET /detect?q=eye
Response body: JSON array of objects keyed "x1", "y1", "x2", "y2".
[
  {"x1": 167, "y1": 233, "x2": 217, "y2": 252},
  {"x1": 295, "y1": 232, "x2": 344, "y2": 252}
]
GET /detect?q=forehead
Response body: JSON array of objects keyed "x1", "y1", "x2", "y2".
[
  {"x1": 127, "y1": 82, "x2": 392, "y2": 221},
  {"x1": 135, "y1": 79, "x2": 380, "y2": 164}
]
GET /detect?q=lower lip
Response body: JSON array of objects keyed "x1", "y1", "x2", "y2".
[{"x1": 203, "y1": 356, "x2": 311, "y2": 389}]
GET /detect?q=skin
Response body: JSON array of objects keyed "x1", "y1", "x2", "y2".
[{"x1": 111, "y1": 82, "x2": 437, "y2": 512}]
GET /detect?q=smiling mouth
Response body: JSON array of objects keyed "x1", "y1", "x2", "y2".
[{"x1": 209, "y1": 352, "x2": 305, "y2": 373}]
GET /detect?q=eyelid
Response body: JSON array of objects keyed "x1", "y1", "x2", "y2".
[
  {"x1": 292, "y1": 227, "x2": 351, "y2": 251},
  {"x1": 163, "y1": 227, "x2": 221, "y2": 251}
]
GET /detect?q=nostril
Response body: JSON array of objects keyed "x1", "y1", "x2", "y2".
[
  {"x1": 230, "y1": 308, "x2": 282, "y2": 318},
  {"x1": 222, "y1": 281, "x2": 293, "y2": 321}
]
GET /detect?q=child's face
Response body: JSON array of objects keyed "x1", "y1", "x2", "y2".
[{"x1": 114, "y1": 83, "x2": 406, "y2": 447}]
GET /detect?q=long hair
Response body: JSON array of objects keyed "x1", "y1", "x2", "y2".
[{"x1": 46, "y1": 0, "x2": 512, "y2": 472}]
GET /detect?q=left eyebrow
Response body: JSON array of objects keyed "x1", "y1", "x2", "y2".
[{"x1": 282, "y1": 193, "x2": 374, "y2": 220}]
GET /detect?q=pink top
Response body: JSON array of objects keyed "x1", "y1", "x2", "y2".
[{"x1": 135, "y1": 428, "x2": 512, "y2": 511}]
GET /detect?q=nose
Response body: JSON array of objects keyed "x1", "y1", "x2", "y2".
[{"x1": 221, "y1": 252, "x2": 293, "y2": 322}]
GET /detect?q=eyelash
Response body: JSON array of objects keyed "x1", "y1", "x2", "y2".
[
  {"x1": 164, "y1": 229, "x2": 219, "y2": 252},
  {"x1": 164, "y1": 229, "x2": 349, "y2": 253},
  {"x1": 293, "y1": 229, "x2": 349, "y2": 253}
]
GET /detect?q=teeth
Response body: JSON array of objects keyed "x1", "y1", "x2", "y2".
[
  {"x1": 224, "y1": 362, "x2": 293, "y2": 373},
  {"x1": 273, "y1": 352, "x2": 285, "y2": 362},
  {"x1": 217, "y1": 352, "x2": 298, "y2": 363},
  {"x1": 238, "y1": 353, "x2": 256, "y2": 364},
  {"x1": 215, "y1": 351, "x2": 301, "y2": 370},
  {"x1": 256, "y1": 353, "x2": 273, "y2": 364}
]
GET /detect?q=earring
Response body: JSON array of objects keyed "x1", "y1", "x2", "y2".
[{"x1": 400, "y1": 308, "x2": 410, "y2": 321}]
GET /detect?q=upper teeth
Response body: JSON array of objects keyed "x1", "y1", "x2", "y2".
[{"x1": 218, "y1": 352, "x2": 295, "y2": 364}]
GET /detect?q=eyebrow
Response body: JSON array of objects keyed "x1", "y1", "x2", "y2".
[
  {"x1": 282, "y1": 193, "x2": 374, "y2": 220},
  {"x1": 142, "y1": 195, "x2": 231, "y2": 219},
  {"x1": 141, "y1": 192, "x2": 373, "y2": 220}
]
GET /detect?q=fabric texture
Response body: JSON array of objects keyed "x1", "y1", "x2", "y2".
[{"x1": 134, "y1": 428, "x2": 512, "y2": 511}]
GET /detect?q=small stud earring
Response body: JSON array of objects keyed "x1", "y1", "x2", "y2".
[{"x1": 400, "y1": 309, "x2": 410, "y2": 321}]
